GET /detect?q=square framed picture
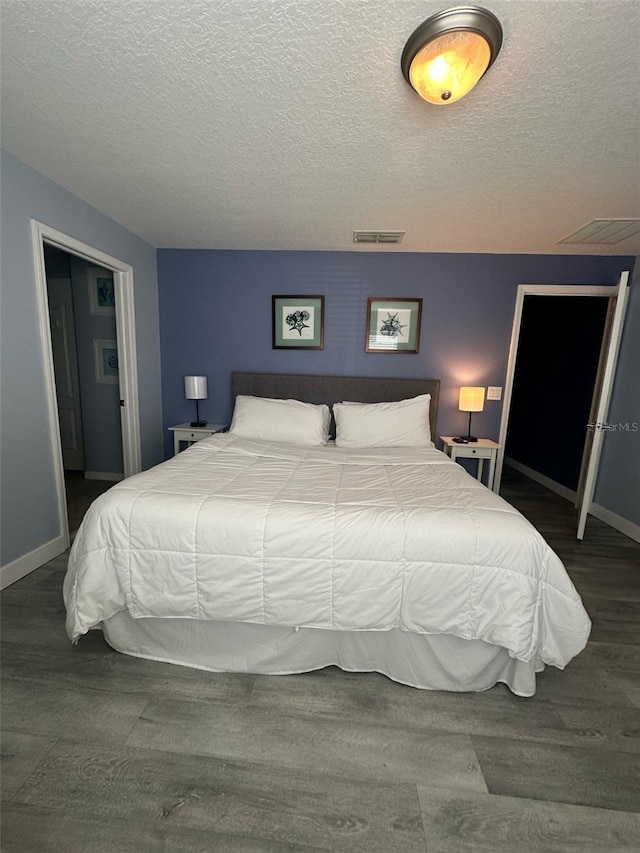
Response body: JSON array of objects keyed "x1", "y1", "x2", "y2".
[
  {"x1": 272, "y1": 295, "x2": 325, "y2": 349},
  {"x1": 88, "y1": 268, "x2": 115, "y2": 315},
  {"x1": 366, "y1": 298, "x2": 423, "y2": 353},
  {"x1": 93, "y1": 338, "x2": 119, "y2": 384}
]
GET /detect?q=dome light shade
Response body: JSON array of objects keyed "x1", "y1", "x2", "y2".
[{"x1": 401, "y1": 6, "x2": 502, "y2": 105}]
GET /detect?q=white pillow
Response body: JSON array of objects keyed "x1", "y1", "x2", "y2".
[
  {"x1": 229, "y1": 395, "x2": 331, "y2": 446},
  {"x1": 334, "y1": 394, "x2": 433, "y2": 448}
]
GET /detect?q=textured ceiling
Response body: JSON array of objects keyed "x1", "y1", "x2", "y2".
[{"x1": 2, "y1": 0, "x2": 639, "y2": 254}]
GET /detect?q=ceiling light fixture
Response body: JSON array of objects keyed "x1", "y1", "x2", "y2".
[{"x1": 401, "y1": 6, "x2": 503, "y2": 105}]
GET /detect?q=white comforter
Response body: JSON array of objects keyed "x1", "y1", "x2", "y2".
[{"x1": 64, "y1": 435, "x2": 591, "y2": 668}]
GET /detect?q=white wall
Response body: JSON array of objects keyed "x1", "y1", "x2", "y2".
[{"x1": 0, "y1": 150, "x2": 163, "y2": 567}]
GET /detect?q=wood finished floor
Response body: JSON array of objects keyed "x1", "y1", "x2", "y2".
[
  {"x1": 2, "y1": 468, "x2": 640, "y2": 852},
  {"x1": 64, "y1": 472, "x2": 113, "y2": 537}
]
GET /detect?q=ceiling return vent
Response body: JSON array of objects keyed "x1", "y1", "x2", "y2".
[
  {"x1": 558, "y1": 219, "x2": 640, "y2": 245},
  {"x1": 353, "y1": 230, "x2": 406, "y2": 244}
]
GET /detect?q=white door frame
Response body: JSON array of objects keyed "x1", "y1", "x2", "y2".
[
  {"x1": 494, "y1": 283, "x2": 619, "y2": 500},
  {"x1": 31, "y1": 220, "x2": 142, "y2": 549},
  {"x1": 577, "y1": 271, "x2": 630, "y2": 539}
]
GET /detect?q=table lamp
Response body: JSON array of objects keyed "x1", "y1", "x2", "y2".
[
  {"x1": 456, "y1": 386, "x2": 485, "y2": 443},
  {"x1": 184, "y1": 375, "x2": 208, "y2": 427}
]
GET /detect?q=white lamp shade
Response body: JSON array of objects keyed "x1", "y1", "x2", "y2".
[
  {"x1": 459, "y1": 386, "x2": 485, "y2": 412},
  {"x1": 184, "y1": 375, "x2": 208, "y2": 400}
]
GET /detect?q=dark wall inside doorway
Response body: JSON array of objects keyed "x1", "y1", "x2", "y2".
[{"x1": 506, "y1": 295, "x2": 609, "y2": 491}]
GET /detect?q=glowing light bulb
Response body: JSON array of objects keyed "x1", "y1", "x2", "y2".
[{"x1": 427, "y1": 55, "x2": 450, "y2": 82}]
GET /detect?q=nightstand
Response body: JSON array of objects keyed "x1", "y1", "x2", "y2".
[
  {"x1": 169, "y1": 423, "x2": 227, "y2": 456},
  {"x1": 440, "y1": 436, "x2": 501, "y2": 492}
]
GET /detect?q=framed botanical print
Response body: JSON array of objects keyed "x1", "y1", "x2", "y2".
[
  {"x1": 88, "y1": 268, "x2": 115, "y2": 316},
  {"x1": 366, "y1": 298, "x2": 422, "y2": 353},
  {"x1": 272, "y1": 295, "x2": 325, "y2": 349},
  {"x1": 93, "y1": 338, "x2": 119, "y2": 384}
]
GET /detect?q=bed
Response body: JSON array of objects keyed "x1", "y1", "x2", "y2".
[{"x1": 63, "y1": 372, "x2": 591, "y2": 697}]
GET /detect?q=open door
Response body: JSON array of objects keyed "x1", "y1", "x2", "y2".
[
  {"x1": 577, "y1": 271, "x2": 630, "y2": 540},
  {"x1": 575, "y1": 297, "x2": 616, "y2": 508},
  {"x1": 47, "y1": 278, "x2": 85, "y2": 470}
]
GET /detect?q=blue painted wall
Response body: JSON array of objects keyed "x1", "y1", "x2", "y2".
[
  {"x1": 1, "y1": 150, "x2": 163, "y2": 567},
  {"x1": 158, "y1": 250, "x2": 634, "y2": 463}
]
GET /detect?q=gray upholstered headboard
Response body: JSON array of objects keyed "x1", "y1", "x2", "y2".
[{"x1": 231, "y1": 372, "x2": 440, "y2": 438}]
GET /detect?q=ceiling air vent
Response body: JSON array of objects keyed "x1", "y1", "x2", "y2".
[
  {"x1": 353, "y1": 230, "x2": 405, "y2": 245},
  {"x1": 558, "y1": 219, "x2": 640, "y2": 245}
]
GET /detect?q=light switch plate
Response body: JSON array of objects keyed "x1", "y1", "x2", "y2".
[{"x1": 487, "y1": 386, "x2": 502, "y2": 400}]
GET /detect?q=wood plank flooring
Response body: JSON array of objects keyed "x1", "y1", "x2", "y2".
[
  {"x1": 65, "y1": 472, "x2": 113, "y2": 537},
  {"x1": 2, "y1": 468, "x2": 640, "y2": 852}
]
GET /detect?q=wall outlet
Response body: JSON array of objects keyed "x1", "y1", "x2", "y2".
[{"x1": 487, "y1": 386, "x2": 502, "y2": 401}]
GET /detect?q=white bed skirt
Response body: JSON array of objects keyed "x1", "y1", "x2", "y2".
[{"x1": 101, "y1": 613, "x2": 542, "y2": 697}]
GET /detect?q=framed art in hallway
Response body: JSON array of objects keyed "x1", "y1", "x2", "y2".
[
  {"x1": 88, "y1": 268, "x2": 116, "y2": 315},
  {"x1": 93, "y1": 338, "x2": 119, "y2": 384},
  {"x1": 272, "y1": 295, "x2": 325, "y2": 349},
  {"x1": 366, "y1": 297, "x2": 422, "y2": 353}
]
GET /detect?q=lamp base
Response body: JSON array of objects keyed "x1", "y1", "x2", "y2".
[
  {"x1": 456, "y1": 412, "x2": 479, "y2": 443},
  {"x1": 190, "y1": 420, "x2": 207, "y2": 428}
]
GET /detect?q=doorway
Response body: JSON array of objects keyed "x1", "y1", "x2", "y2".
[
  {"x1": 32, "y1": 220, "x2": 142, "y2": 550},
  {"x1": 44, "y1": 246, "x2": 124, "y2": 535},
  {"x1": 504, "y1": 294, "x2": 610, "y2": 498},
  {"x1": 494, "y1": 275, "x2": 630, "y2": 539}
]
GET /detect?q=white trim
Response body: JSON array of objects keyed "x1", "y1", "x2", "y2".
[
  {"x1": 504, "y1": 457, "x2": 577, "y2": 503},
  {"x1": 494, "y1": 283, "x2": 619, "y2": 496},
  {"x1": 30, "y1": 220, "x2": 142, "y2": 557},
  {"x1": 84, "y1": 471, "x2": 124, "y2": 482},
  {"x1": 32, "y1": 223, "x2": 70, "y2": 551},
  {"x1": 577, "y1": 271, "x2": 630, "y2": 539},
  {"x1": 32, "y1": 220, "x2": 141, "y2": 476},
  {"x1": 500, "y1": 285, "x2": 615, "y2": 298},
  {"x1": 0, "y1": 536, "x2": 67, "y2": 590},
  {"x1": 35, "y1": 222, "x2": 133, "y2": 273},
  {"x1": 590, "y1": 503, "x2": 640, "y2": 545},
  {"x1": 113, "y1": 269, "x2": 142, "y2": 477}
]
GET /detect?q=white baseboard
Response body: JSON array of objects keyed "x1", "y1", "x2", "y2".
[
  {"x1": 0, "y1": 535, "x2": 67, "y2": 590},
  {"x1": 84, "y1": 471, "x2": 123, "y2": 481},
  {"x1": 506, "y1": 458, "x2": 640, "y2": 544},
  {"x1": 504, "y1": 457, "x2": 577, "y2": 503},
  {"x1": 590, "y1": 503, "x2": 640, "y2": 544}
]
